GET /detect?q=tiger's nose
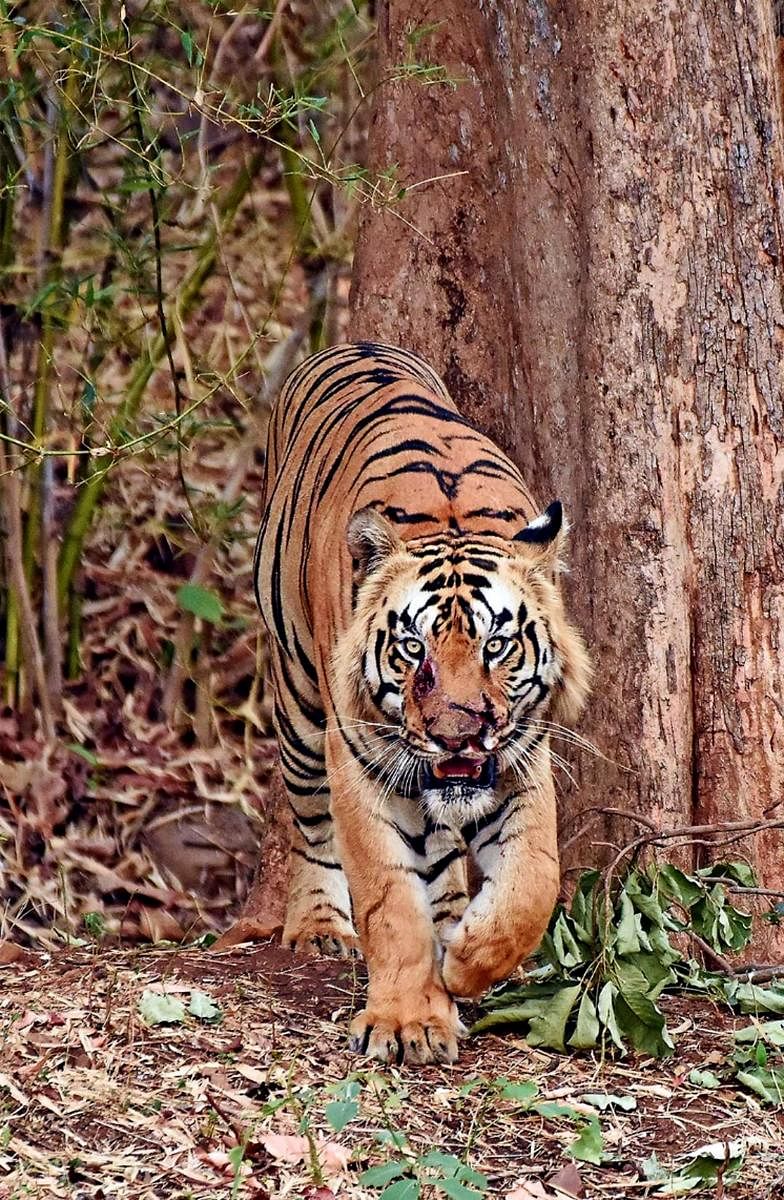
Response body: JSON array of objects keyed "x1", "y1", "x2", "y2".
[{"x1": 438, "y1": 734, "x2": 486, "y2": 755}]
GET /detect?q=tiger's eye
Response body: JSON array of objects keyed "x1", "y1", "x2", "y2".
[
  {"x1": 486, "y1": 636, "x2": 508, "y2": 657},
  {"x1": 404, "y1": 638, "x2": 424, "y2": 658}
]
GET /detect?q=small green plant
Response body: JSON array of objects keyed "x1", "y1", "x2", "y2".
[
  {"x1": 324, "y1": 1078, "x2": 362, "y2": 1132},
  {"x1": 641, "y1": 1141, "x2": 746, "y2": 1195},
  {"x1": 83, "y1": 911, "x2": 106, "y2": 942},
  {"x1": 355, "y1": 1073, "x2": 610, "y2": 1196},
  {"x1": 488, "y1": 1078, "x2": 606, "y2": 1166},
  {"x1": 474, "y1": 861, "x2": 758, "y2": 1056},
  {"x1": 176, "y1": 584, "x2": 225, "y2": 625},
  {"x1": 360, "y1": 1149, "x2": 489, "y2": 1200}
]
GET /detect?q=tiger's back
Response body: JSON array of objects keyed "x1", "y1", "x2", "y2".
[{"x1": 256, "y1": 341, "x2": 541, "y2": 663}]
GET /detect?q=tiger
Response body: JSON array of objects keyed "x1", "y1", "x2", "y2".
[{"x1": 254, "y1": 341, "x2": 590, "y2": 1065}]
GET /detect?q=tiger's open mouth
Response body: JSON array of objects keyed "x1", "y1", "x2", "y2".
[{"x1": 423, "y1": 755, "x2": 497, "y2": 791}]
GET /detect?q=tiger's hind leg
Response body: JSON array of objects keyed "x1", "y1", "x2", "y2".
[
  {"x1": 271, "y1": 663, "x2": 359, "y2": 958},
  {"x1": 283, "y1": 802, "x2": 359, "y2": 957}
]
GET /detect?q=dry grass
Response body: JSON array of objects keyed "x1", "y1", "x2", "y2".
[
  {"x1": 0, "y1": 943, "x2": 782, "y2": 1199},
  {"x1": 0, "y1": 2, "x2": 363, "y2": 945}
]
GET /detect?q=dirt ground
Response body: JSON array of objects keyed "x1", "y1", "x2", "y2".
[{"x1": 0, "y1": 941, "x2": 782, "y2": 1200}]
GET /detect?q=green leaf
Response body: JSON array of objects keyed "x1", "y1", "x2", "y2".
[
  {"x1": 83, "y1": 912, "x2": 106, "y2": 940},
  {"x1": 616, "y1": 891, "x2": 641, "y2": 954},
  {"x1": 699, "y1": 860, "x2": 757, "y2": 888},
  {"x1": 657, "y1": 864, "x2": 704, "y2": 908},
  {"x1": 360, "y1": 1162, "x2": 409, "y2": 1186},
  {"x1": 725, "y1": 981, "x2": 784, "y2": 1015},
  {"x1": 622, "y1": 951, "x2": 676, "y2": 998},
  {"x1": 552, "y1": 913, "x2": 586, "y2": 967},
  {"x1": 735, "y1": 1020, "x2": 784, "y2": 1047},
  {"x1": 678, "y1": 1142, "x2": 745, "y2": 1185},
  {"x1": 189, "y1": 990, "x2": 222, "y2": 1022},
  {"x1": 569, "y1": 869, "x2": 600, "y2": 941},
  {"x1": 568, "y1": 991, "x2": 600, "y2": 1050},
  {"x1": 581, "y1": 1092, "x2": 637, "y2": 1111},
  {"x1": 68, "y1": 743, "x2": 99, "y2": 767},
  {"x1": 176, "y1": 584, "x2": 224, "y2": 623},
  {"x1": 534, "y1": 1101, "x2": 586, "y2": 1120},
  {"x1": 688, "y1": 1069, "x2": 721, "y2": 1089},
  {"x1": 436, "y1": 1180, "x2": 485, "y2": 1200},
  {"x1": 736, "y1": 1067, "x2": 784, "y2": 1105},
  {"x1": 612, "y1": 990, "x2": 673, "y2": 1058},
  {"x1": 625, "y1": 872, "x2": 666, "y2": 927},
  {"x1": 454, "y1": 1166, "x2": 488, "y2": 1189},
  {"x1": 471, "y1": 1004, "x2": 536, "y2": 1033},
  {"x1": 568, "y1": 1118, "x2": 604, "y2": 1165},
  {"x1": 597, "y1": 981, "x2": 626, "y2": 1052},
  {"x1": 179, "y1": 29, "x2": 203, "y2": 67},
  {"x1": 525, "y1": 984, "x2": 582, "y2": 1052},
  {"x1": 139, "y1": 990, "x2": 186, "y2": 1026},
  {"x1": 374, "y1": 1129, "x2": 409, "y2": 1149},
  {"x1": 494, "y1": 1078, "x2": 539, "y2": 1105},
  {"x1": 419, "y1": 1151, "x2": 461, "y2": 1174},
  {"x1": 379, "y1": 1181, "x2": 421, "y2": 1200},
  {"x1": 640, "y1": 1154, "x2": 669, "y2": 1183},
  {"x1": 325, "y1": 1098, "x2": 358, "y2": 1131}
]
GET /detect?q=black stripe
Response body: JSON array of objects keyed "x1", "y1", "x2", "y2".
[{"x1": 291, "y1": 846, "x2": 342, "y2": 870}]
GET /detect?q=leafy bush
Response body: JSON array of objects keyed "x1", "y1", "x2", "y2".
[{"x1": 474, "y1": 861, "x2": 757, "y2": 1056}]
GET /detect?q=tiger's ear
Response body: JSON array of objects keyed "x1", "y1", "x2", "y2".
[
  {"x1": 513, "y1": 500, "x2": 566, "y2": 568},
  {"x1": 347, "y1": 508, "x2": 402, "y2": 579}
]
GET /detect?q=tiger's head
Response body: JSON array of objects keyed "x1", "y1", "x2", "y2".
[{"x1": 334, "y1": 504, "x2": 591, "y2": 823}]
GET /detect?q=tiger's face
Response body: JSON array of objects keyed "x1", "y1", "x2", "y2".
[{"x1": 337, "y1": 507, "x2": 591, "y2": 822}]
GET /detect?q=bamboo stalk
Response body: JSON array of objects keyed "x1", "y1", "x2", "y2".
[
  {"x1": 41, "y1": 455, "x2": 62, "y2": 705},
  {"x1": 56, "y1": 150, "x2": 265, "y2": 608},
  {"x1": 17, "y1": 74, "x2": 76, "y2": 721},
  {"x1": 24, "y1": 81, "x2": 75, "y2": 576},
  {"x1": 0, "y1": 317, "x2": 55, "y2": 741}
]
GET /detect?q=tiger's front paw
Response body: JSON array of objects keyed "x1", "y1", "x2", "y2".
[
  {"x1": 442, "y1": 930, "x2": 518, "y2": 998},
  {"x1": 348, "y1": 1008, "x2": 460, "y2": 1065}
]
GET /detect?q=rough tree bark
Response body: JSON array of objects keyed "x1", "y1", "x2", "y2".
[{"x1": 350, "y1": 1, "x2": 784, "y2": 897}]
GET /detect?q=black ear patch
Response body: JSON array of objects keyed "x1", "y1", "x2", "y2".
[{"x1": 514, "y1": 500, "x2": 563, "y2": 545}]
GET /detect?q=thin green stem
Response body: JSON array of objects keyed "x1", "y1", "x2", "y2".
[
  {"x1": 66, "y1": 585, "x2": 82, "y2": 679},
  {"x1": 122, "y1": 12, "x2": 205, "y2": 540}
]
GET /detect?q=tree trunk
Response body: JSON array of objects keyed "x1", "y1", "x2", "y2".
[
  {"x1": 212, "y1": 766, "x2": 291, "y2": 950},
  {"x1": 350, "y1": 2, "x2": 784, "y2": 903}
]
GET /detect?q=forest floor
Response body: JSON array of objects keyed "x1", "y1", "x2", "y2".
[{"x1": 0, "y1": 942, "x2": 782, "y2": 1200}]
